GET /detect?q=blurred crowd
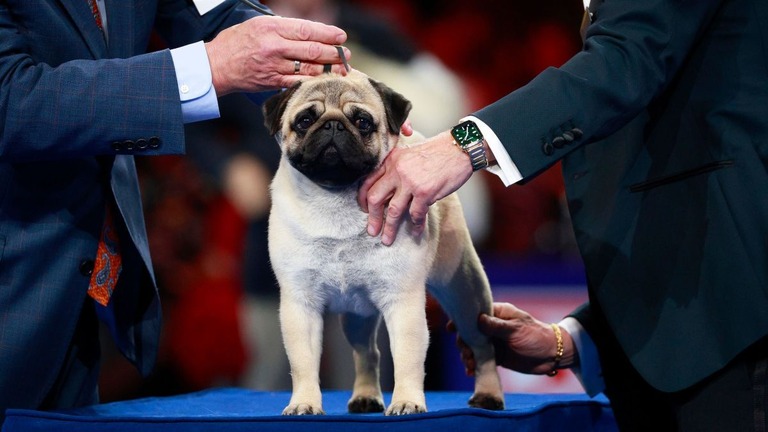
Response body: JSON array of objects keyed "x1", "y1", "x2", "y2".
[{"x1": 98, "y1": 0, "x2": 585, "y2": 402}]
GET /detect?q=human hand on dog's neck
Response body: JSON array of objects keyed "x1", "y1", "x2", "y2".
[{"x1": 358, "y1": 131, "x2": 475, "y2": 246}]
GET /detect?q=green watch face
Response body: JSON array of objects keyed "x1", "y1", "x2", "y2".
[{"x1": 452, "y1": 120, "x2": 483, "y2": 146}]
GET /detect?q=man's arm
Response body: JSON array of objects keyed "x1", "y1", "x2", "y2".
[
  {"x1": 0, "y1": 0, "x2": 348, "y2": 162},
  {"x1": 358, "y1": 0, "x2": 724, "y2": 245}
]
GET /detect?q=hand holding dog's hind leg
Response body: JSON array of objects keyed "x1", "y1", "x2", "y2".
[{"x1": 450, "y1": 302, "x2": 577, "y2": 376}]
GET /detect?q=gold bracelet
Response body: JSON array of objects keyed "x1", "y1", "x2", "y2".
[{"x1": 547, "y1": 323, "x2": 564, "y2": 377}]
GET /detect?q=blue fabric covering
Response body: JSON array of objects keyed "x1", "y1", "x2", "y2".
[{"x1": 3, "y1": 388, "x2": 617, "y2": 431}]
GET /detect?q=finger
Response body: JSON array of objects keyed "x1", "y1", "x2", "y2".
[
  {"x1": 380, "y1": 191, "x2": 412, "y2": 246},
  {"x1": 295, "y1": 49, "x2": 352, "y2": 76},
  {"x1": 408, "y1": 197, "x2": 429, "y2": 238},
  {"x1": 280, "y1": 41, "x2": 351, "y2": 68},
  {"x1": 445, "y1": 320, "x2": 456, "y2": 333},
  {"x1": 272, "y1": 17, "x2": 348, "y2": 45},
  {"x1": 491, "y1": 302, "x2": 523, "y2": 320},
  {"x1": 366, "y1": 204, "x2": 386, "y2": 238},
  {"x1": 281, "y1": 63, "x2": 350, "y2": 88},
  {"x1": 364, "y1": 186, "x2": 393, "y2": 239},
  {"x1": 455, "y1": 335, "x2": 469, "y2": 351},
  {"x1": 362, "y1": 165, "x2": 397, "y2": 238},
  {"x1": 400, "y1": 120, "x2": 414, "y2": 137},
  {"x1": 457, "y1": 338, "x2": 477, "y2": 377},
  {"x1": 358, "y1": 167, "x2": 386, "y2": 213},
  {"x1": 462, "y1": 358, "x2": 476, "y2": 376}
]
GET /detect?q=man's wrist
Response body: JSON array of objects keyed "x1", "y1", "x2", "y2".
[
  {"x1": 483, "y1": 140, "x2": 497, "y2": 166},
  {"x1": 551, "y1": 322, "x2": 578, "y2": 369},
  {"x1": 560, "y1": 326, "x2": 577, "y2": 368},
  {"x1": 171, "y1": 41, "x2": 220, "y2": 123},
  {"x1": 461, "y1": 116, "x2": 522, "y2": 186},
  {"x1": 450, "y1": 120, "x2": 490, "y2": 171}
]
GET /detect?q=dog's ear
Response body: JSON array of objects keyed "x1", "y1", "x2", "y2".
[
  {"x1": 262, "y1": 82, "x2": 303, "y2": 136},
  {"x1": 367, "y1": 78, "x2": 412, "y2": 135}
]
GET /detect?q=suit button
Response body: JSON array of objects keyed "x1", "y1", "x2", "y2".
[
  {"x1": 124, "y1": 140, "x2": 135, "y2": 150},
  {"x1": 571, "y1": 128, "x2": 583, "y2": 139},
  {"x1": 148, "y1": 137, "x2": 161, "y2": 149},
  {"x1": 562, "y1": 131, "x2": 575, "y2": 142},
  {"x1": 552, "y1": 136, "x2": 566, "y2": 148},
  {"x1": 542, "y1": 141, "x2": 555, "y2": 156},
  {"x1": 112, "y1": 141, "x2": 123, "y2": 152},
  {"x1": 79, "y1": 259, "x2": 95, "y2": 276},
  {"x1": 136, "y1": 138, "x2": 148, "y2": 149}
]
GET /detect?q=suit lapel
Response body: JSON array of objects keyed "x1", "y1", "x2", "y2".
[
  {"x1": 104, "y1": 0, "x2": 132, "y2": 58},
  {"x1": 57, "y1": 0, "x2": 108, "y2": 58}
]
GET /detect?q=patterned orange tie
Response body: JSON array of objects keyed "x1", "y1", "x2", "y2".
[
  {"x1": 84, "y1": 2, "x2": 116, "y2": 305},
  {"x1": 87, "y1": 204, "x2": 123, "y2": 306},
  {"x1": 87, "y1": 0, "x2": 104, "y2": 31}
]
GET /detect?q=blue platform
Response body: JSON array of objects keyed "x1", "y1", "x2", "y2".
[{"x1": 2, "y1": 388, "x2": 617, "y2": 432}]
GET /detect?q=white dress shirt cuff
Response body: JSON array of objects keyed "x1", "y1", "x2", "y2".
[
  {"x1": 461, "y1": 115, "x2": 523, "y2": 186},
  {"x1": 558, "y1": 317, "x2": 606, "y2": 396},
  {"x1": 170, "y1": 41, "x2": 220, "y2": 124}
]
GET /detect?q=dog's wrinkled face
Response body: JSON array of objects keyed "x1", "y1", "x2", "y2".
[{"x1": 263, "y1": 71, "x2": 412, "y2": 189}]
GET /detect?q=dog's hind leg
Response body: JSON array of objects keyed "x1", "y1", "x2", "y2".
[
  {"x1": 280, "y1": 296, "x2": 326, "y2": 415},
  {"x1": 430, "y1": 272, "x2": 504, "y2": 410},
  {"x1": 430, "y1": 266, "x2": 504, "y2": 410},
  {"x1": 341, "y1": 312, "x2": 386, "y2": 413},
  {"x1": 427, "y1": 196, "x2": 505, "y2": 410},
  {"x1": 428, "y1": 254, "x2": 506, "y2": 411}
]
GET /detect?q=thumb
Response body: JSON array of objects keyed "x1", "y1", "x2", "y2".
[{"x1": 477, "y1": 313, "x2": 513, "y2": 338}]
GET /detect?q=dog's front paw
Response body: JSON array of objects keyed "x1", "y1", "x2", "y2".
[
  {"x1": 282, "y1": 403, "x2": 325, "y2": 416},
  {"x1": 468, "y1": 392, "x2": 505, "y2": 410},
  {"x1": 348, "y1": 395, "x2": 385, "y2": 413},
  {"x1": 385, "y1": 401, "x2": 427, "y2": 416}
]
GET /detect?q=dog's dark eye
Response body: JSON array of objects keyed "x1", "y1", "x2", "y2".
[
  {"x1": 355, "y1": 117, "x2": 373, "y2": 134},
  {"x1": 295, "y1": 114, "x2": 315, "y2": 131}
]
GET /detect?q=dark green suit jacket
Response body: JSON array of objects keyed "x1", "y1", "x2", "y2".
[{"x1": 475, "y1": 0, "x2": 768, "y2": 392}]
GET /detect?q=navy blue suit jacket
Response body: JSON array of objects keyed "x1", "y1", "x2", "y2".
[
  {"x1": 475, "y1": 0, "x2": 768, "y2": 392},
  {"x1": 0, "y1": 0, "x2": 257, "y2": 414}
]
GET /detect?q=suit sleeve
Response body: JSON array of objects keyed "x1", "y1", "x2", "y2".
[
  {"x1": 0, "y1": 0, "x2": 257, "y2": 163},
  {"x1": 473, "y1": 0, "x2": 724, "y2": 180}
]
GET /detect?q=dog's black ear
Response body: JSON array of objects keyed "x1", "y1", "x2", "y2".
[
  {"x1": 262, "y1": 82, "x2": 303, "y2": 136},
  {"x1": 367, "y1": 78, "x2": 412, "y2": 135}
]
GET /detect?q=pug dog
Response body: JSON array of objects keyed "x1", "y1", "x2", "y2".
[{"x1": 263, "y1": 70, "x2": 505, "y2": 416}]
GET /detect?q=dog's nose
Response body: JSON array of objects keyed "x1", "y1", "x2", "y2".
[{"x1": 323, "y1": 120, "x2": 346, "y2": 131}]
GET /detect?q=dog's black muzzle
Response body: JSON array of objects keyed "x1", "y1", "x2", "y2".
[{"x1": 288, "y1": 120, "x2": 378, "y2": 189}]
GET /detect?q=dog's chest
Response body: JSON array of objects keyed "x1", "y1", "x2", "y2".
[
  {"x1": 297, "y1": 233, "x2": 410, "y2": 315},
  {"x1": 272, "y1": 211, "x2": 423, "y2": 315},
  {"x1": 270, "y1": 171, "x2": 430, "y2": 316}
]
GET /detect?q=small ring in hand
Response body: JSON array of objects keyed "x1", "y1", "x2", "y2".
[{"x1": 293, "y1": 60, "x2": 301, "y2": 75}]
